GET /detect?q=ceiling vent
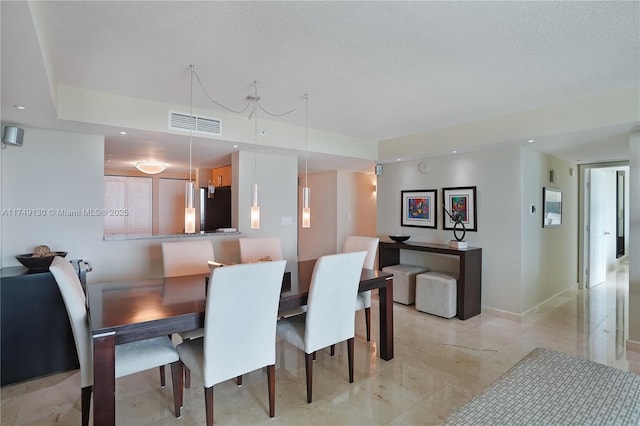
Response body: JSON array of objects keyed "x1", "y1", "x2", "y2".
[{"x1": 169, "y1": 111, "x2": 221, "y2": 135}]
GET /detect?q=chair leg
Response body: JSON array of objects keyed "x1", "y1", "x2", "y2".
[
  {"x1": 204, "y1": 386, "x2": 214, "y2": 426},
  {"x1": 305, "y1": 352, "x2": 314, "y2": 403},
  {"x1": 170, "y1": 361, "x2": 183, "y2": 417},
  {"x1": 81, "y1": 385, "x2": 92, "y2": 426},
  {"x1": 184, "y1": 366, "x2": 191, "y2": 389},
  {"x1": 183, "y1": 337, "x2": 191, "y2": 388},
  {"x1": 267, "y1": 364, "x2": 275, "y2": 417},
  {"x1": 364, "y1": 307, "x2": 371, "y2": 341},
  {"x1": 347, "y1": 337, "x2": 354, "y2": 383},
  {"x1": 236, "y1": 375, "x2": 243, "y2": 386},
  {"x1": 330, "y1": 344, "x2": 335, "y2": 356},
  {"x1": 160, "y1": 365, "x2": 166, "y2": 387}
]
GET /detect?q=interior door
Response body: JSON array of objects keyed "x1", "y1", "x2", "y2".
[{"x1": 588, "y1": 169, "x2": 607, "y2": 288}]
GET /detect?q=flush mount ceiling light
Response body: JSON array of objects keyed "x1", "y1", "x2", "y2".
[{"x1": 135, "y1": 161, "x2": 167, "y2": 174}]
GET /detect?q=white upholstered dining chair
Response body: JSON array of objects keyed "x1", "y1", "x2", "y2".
[
  {"x1": 238, "y1": 237, "x2": 283, "y2": 263},
  {"x1": 161, "y1": 239, "x2": 215, "y2": 388},
  {"x1": 176, "y1": 260, "x2": 287, "y2": 425},
  {"x1": 276, "y1": 251, "x2": 367, "y2": 403},
  {"x1": 342, "y1": 236, "x2": 380, "y2": 341},
  {"x1": 49, "y1": 256, "x2": 181, "y2": 426}
]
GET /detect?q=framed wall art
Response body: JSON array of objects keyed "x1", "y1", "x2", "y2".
[
  {"x1": 442, "y1": 186, "x2": 477, "y2": 231},
  {"x1": 542, "y1": 187, "x2": 562, "y2": 228},
  {"x1": 401, "y1": 189, "x2": 437, "y2": 228}
]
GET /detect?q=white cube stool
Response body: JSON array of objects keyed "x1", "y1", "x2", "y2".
[
  {"x1": 415, "y1": 272, "x2": 457, "y2": 318},
  {"x1": 382, "y1": 264, "x2": 429, "y2": 305}
]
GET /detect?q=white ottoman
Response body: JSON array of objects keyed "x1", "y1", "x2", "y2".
[
  {"x1": 415, "y1": 272, "x2": 457, "y2": 318},
  {"x1": 382, "y1": 264, "x2": 429, "y2": 305}
]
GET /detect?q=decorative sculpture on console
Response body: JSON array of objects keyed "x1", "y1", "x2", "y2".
[{"x1": 443, "y1": 206, "x2": 467, "y2": 248}]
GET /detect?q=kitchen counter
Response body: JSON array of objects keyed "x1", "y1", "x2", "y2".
[{"x1": 103, "y1": 230, "x2": 241, "y2": 241}]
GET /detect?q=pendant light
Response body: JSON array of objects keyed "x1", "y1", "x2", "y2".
[
  {"x1": 184, "y1": 65, "x2": 196, "y2": 234},
  {"x1": 301, "y1": 94, "x2": 311, "y2": 228},
  {"x1": 249, "y1": 82, "x2": 260, "y2": 229}
]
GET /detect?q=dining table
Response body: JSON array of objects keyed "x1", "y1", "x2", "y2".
[{"x1": 87, "y1": 259, "x2": 394, "y2": 426}]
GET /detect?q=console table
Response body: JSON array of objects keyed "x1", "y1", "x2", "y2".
[
  {"x1": 378, "y1": 241, "x2": 482, "y2": 320},
  {"x1": 1, "y1": 267, "x2": 79, "y2": 385}
]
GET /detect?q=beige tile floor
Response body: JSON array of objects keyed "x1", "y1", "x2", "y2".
[{"x1": 2, "y1": 261, "x2": 639, "y2": 425}]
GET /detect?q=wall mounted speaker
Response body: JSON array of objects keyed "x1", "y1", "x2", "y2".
[
  {"x1": 549, "y1": 169, "x2": 556, "y2": 183},
  {"x1": 375, "y1": 164, "x2": 383, "y2": 176},
  {"x1": 2, "y1": 126, "x2": 24, "y2": 146}
]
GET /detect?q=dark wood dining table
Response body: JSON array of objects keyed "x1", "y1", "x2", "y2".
[{"x1": 87, "y1": 259, "x2": 394, "y2": 426}]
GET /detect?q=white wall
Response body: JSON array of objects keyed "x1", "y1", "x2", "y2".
[
  {"x1": 232, "y1": 150, "x2": 298, "y2": 263},
  {"x1": 375, "y1": 146, "x2": 578, "y2": 316},
  {"x1": 520, "y1": 149, "x2": 578, "y2": 313},
  {"x1": 298, "y1": 171, "x2": 377, "y2": 261},
  {"x1": 298, "y1": 172, "x2": 337, "y2": 261}
]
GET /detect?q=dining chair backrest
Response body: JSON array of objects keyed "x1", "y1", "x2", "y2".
[
  {"x1": 238, "y1": 237, "x2": 283, "y2": 263},
  {"x1": 202, "y1": 260, "x2": 286, "y2": 387},
  {"x1": 342, "y1": 236, "x2": 379, "y2": 270},
  {"x1": 49, "y1": 256, "x2": 93, "y2": 388},
  {"x1": 304, "y1": 251, "x2": 367, "y2": 353},
  {"x1": 162, "y1": 240, "x2": 215, "y2": 277}
]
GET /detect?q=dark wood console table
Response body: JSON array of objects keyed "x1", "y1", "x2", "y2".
[{"x1": 379, "y1": 241, "x2": 482, "y2": 320}]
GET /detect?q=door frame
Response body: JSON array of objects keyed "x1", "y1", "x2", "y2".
[{"x1": 578, "y1": 161, "x2": 629, "y2": 289}]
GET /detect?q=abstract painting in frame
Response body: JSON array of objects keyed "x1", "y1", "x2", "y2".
[
  {"x1": 442, "y1": 186, "x2": 477, "y2": 231},
  {"x1": 401, "y1": 189, "x2": 437, "y2": 228}
]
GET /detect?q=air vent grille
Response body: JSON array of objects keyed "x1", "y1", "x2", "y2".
[{"x1": 169, "y1": 111, "x2": 221, "y2": 135}]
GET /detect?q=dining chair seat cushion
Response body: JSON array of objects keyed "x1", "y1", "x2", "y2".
[
  {"x1": 115, "y1": 336, "x2": 179, "y2": 378},
  {"x1": 355, "y1": 292, "x2": 371, "y2": 310},
  {"x1": 176, "y1": 338, "x2": 205, "y2": 381},
  {"x1": 275, "y1": 313, "x2": 307, "y2": 351}
]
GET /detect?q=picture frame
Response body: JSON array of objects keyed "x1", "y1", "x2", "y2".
[
  {"x1": 542, "y1": 187, "x2": 562, "y2": 228},
  {"x1": 442, "y1": 186, "x2": 477, "y2": 231},
  {"x1": 401, "y1": 189, "x2": 437, "y2": 228}
]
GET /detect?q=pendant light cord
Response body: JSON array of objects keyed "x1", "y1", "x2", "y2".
[
  {"x1": 189, "y1": 64, "x2": 194, "y2": 184},
  {"x1": 304, "y1": 94, "x2": 309, "y2": 187}
]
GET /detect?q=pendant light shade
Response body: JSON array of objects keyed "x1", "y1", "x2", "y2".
[
  {"x1": 185, "y1": 181, "x2": 196, "y2": 233},
  {"x1": 250, "y1": 183, "x2": 260, "y2": 229},
  {"x1": 302, "y1": 186, "x2": 311, "y2": 228}
]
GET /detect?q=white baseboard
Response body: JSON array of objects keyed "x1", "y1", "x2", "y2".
[{"x1": 626, "y1": 339, "x2": 640, "y2": 353}]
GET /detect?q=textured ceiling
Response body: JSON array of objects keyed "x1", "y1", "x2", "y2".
[{"x1": 1, "y1": 1, "x2": 639, "y2": 172}]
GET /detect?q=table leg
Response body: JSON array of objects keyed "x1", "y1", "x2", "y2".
[
  {"x1": 378, "y1": 277, "x2": 394, "y2": 360},
  {"x1": 93, "y1": 332, "x2": 116, "y2": 426}
]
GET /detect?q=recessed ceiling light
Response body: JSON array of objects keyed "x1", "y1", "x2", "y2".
[
  {"x1": 396, "y1": 158, "x2": 402, "y2": 161},
  {"x1": 14, "y1": 105, "x2": 26, "y2": 110},
  {"x1": 120, "y1": 131, "x2": 127, "y2": 135},
  {"x1": 528, "y1": 139, "x2": 535, "y2": 143},
  {"x1": 452, "y1": 150, "x2": 457, "y2": 154},
  {"x1": 233, "y1": 144, "x2": 238, "y2": 148}
]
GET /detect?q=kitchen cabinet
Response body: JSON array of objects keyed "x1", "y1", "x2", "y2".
[
  {"x1": 211, "y1": 165, "x2": 231, "y2": 187},
  {"x1": 1, "y1": 267, "x2": 79, "y2": 385}
]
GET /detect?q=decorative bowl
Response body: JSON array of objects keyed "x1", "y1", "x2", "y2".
[
  {"x1": 389, "y1": 235, "x2": 410, "y2": 243},
  {"x1": 16, "y1": 252, "x2": 67, "y2": 272}
]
